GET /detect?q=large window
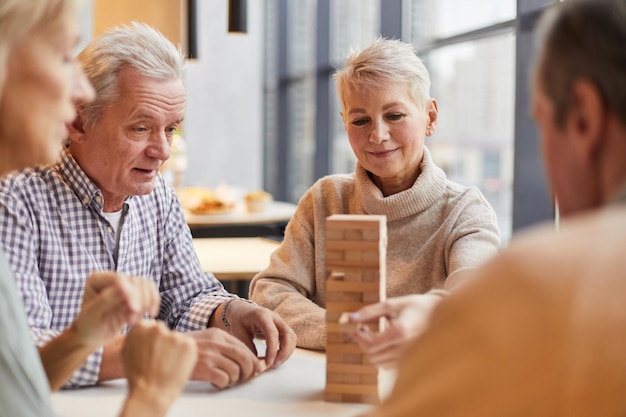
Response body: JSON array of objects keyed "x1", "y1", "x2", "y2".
[
  {"x1": 422, "y1": 37, "x2": 515, "y2": 242},
  {"x1": 407, "y1": 0, "x2": 516, "y2": 242}
]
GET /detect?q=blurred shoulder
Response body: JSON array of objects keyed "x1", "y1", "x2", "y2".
[{"x1": 454, "y1": 204, "x2": 626, "y2": 304}]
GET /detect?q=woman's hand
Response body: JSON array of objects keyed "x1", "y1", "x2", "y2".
[
  {"x1": 347, "y1": 293, "x2": 443, "y2": 368},
  {"x1": 121, "y1": 321, "x2": 198, "y2": 417},
  {"x1": 73, "y1": 272, "x2": 160, "y2": 349}
]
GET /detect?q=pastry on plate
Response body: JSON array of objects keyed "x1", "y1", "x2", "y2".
[{"x1": 245, "y1": 190, "x2": 273, "y2": 213}]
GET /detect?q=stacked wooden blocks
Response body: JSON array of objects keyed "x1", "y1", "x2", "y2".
[{"x1": 324, "y1": 214, "x2": 387, "y2": 405}]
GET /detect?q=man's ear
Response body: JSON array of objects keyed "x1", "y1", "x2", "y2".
[
  {"x1": 67, "y1": 112, "x2": 87, "y2": 143},
  {"x1": 567, "y1": 79, "x2": 605, "y2": 162}
]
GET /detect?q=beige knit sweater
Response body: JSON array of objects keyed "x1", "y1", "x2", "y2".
[{"x1": 249, "y1": 148, "x2": 500, "y2": 349}]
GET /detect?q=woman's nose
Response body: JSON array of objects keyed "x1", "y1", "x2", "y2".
[{"x1": 369, "y1": 120, "x2": 390, "y2": 144}]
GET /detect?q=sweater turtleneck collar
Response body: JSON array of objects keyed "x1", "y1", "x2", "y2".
[{"x1": 353, "y1": 147, "x2": 448, "y2": 222}]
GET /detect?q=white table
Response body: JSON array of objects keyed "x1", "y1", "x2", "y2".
[{"x1": 51, "y1": 349, "x2": 375, "y2": 417}]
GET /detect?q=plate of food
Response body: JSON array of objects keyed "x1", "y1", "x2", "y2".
[{"x1": 178, "y1": 187, "x2": 235, "y2": 215}]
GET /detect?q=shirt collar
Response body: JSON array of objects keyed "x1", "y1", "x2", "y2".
[{"x1": 54, "y1": 144, "x2": 105, "y2": 210}]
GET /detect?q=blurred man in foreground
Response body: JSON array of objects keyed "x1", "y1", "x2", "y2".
[{"x1": 369, "y1": 0, "x2": 626, "y2": 415}]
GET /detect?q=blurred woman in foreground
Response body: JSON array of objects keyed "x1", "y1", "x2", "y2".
[{"x1": 0, "y1": 1, "x2": 197, "y2": 416}]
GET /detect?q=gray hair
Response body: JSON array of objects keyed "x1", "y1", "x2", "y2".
[
  {"x1": 78, "y1": 21, "x2": 186, "y2": 127},
  {"x1": 334, "y1": 37, "x2": 431, "y2": 115},
  {"x1": 0, "y1": 0, "x2": 77, "y2": 95},
  {"x1": 535, "y1": 0, "x2": 626, "y2": 127}
]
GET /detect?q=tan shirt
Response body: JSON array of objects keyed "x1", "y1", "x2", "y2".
[{"x1": 372, "y1": 203, "x2": 626, "y2": 417}]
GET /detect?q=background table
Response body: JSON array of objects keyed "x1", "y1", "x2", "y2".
[
  {"x1": 193, "y1": 237, "x2": 280, "y2": 295},
  {"x1": 51, "y1": 348, "x2": 376, "y2": 417},
  {"x1": 187, "y1": 201, "x2": 297, "y2": 239}
]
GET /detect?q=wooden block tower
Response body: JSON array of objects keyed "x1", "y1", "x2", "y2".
[{"x1": 324, "y1": 214, "x2": 387, "y2": 405}]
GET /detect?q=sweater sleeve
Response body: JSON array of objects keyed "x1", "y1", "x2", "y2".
[
  {"x1": 249, "y1": 191, "x2": 327, "y2": 350},
  {"x1": 444, "y1": 187, "x2": 501, "y2": 290}
]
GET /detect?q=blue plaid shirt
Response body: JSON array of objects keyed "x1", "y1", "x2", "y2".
[{"x1": 0, "y1": 147, "x2": 235, "y2": 387}]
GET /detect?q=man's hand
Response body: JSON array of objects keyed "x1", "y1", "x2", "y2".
[
  {"x1": 121, "y1": 321, "x2": 198, "y2": 417},
  {"x1": 223, "y1": 300, "x2": 297, "y2": 369},
  {"x1": 348, "y1": 294, "x2": 442, "y2": 368},
  {"x1": 73, "y1": 272, "x2": 160, "y2": 349},
  {"x1": 187, "y1": 328, "x2": 263, "y2": 389}
]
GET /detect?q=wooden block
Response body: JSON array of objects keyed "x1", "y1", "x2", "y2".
[
  {"x1": 326, "y1": 280, "x2": 380, "y2": 293},
  {"x1": 326, "y1": 372, "x2": 344, "y2": 384},
  {"x1": 362, "y1": 291, "x2": 381, "y2": 303},
  {"x1": 344, "y1": 229, "x2": 364, "y2": 240},
  {"x1": 326, "y1": 331, "x2": 351, "y2": 343},
  {"x1": 325, "y1": 227, "x2": 344, "y2": 240},
  {"x1": 326, "y1": 352, "x2": 347, "y2": 363},
  {"x1": 344, "y1": 250, "x2": 362, "y2": 262},
  {"x1": 326, "y1": 240, "x2": 381, "y2": 251},
  {"x1": 324, "y1": 392, "x2": 343, "y2": 402},
  {"x1": 325, "y1": 383, "x2": 379, "y2": 396},
  {"x1": 326, "y1": 214, "x2": 386, "y2": 229},
  {"x1": 326, "y1": 343, "x2": 363, "y2": 354},
  {"x1": 344, "y1": 271, "x2": 363, "y2": 281},
  {"x1": 362, "y1": 270, "x2": 380, "y2": 282},
  {"x1": 327, "y1": 271, "x2": 345, "y2": 281},
  {"x1": 343, "y1": 373, "x2": 361, "y2": 384},
  {"x1": 327, "y1": 352, "x2": 364, "y2": 365},
  {"x1": 360, "y1": 374, "x2": 379, "y2": 385},
  {"x1": 362, "y1": 251, "x2": 380, "y2": 262},
  {"x1": 326, "y1": 352, "x2": 364, "y2": 366},
  {"x1": 326, "y1": 290, "x2": 362, "y2": 302},
  {"x1": 326, "y1": 301, "x2": 367, "y2": 313},
  {"x1": 343, "y1": 353, "x2": 364, "y2": 364},
  {"x1": 325, "y1": 250, "x2": 344, "y2": 261},
  {"x1": 327, "y1": 363, "x2": 377, "y2": 375},
  {"x1": 326, "y1": 259, "x2": 380, "y2": 269},
  {"x1": 326, "y1": 322, "x2": 360, "y2": 334},
  {"x1": 341, "y1": 261, "x2": 380, "y2": 270},
  {"x1": 363, "y1": 227, "x2": 383, "y2": 241}
]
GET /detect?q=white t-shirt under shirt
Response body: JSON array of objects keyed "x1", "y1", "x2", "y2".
[{"x1": 102, "y1": 209, "x2": 124, "y2": 264}]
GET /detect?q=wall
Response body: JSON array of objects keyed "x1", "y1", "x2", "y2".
[
  {"x1": 78, "y1": 0, "x2": 264, "y2": 192},
  {"x1": 184, "y1": 1, "x2": 264, "y2": 191}
]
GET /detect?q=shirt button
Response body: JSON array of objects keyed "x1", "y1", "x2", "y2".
[
  {"x1": 82, "y1": 197, "x2": 89, "y2": 204},
  {"x1": 108, "y1": 226, "x2": 114, "y2": 233},
  {"x1": 96, "y1": 196, "x2": 102, "y2": 203}
]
